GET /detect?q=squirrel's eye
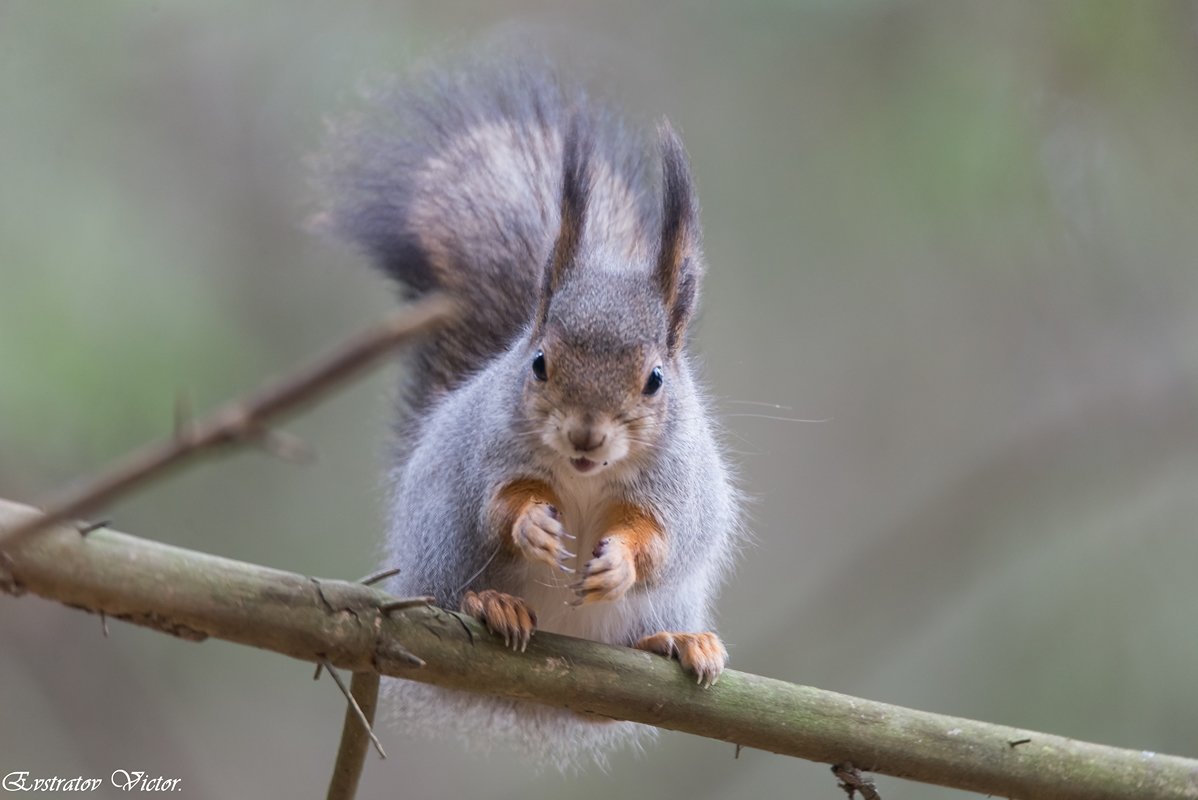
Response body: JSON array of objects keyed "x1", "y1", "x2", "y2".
[
  {"x1": 642, "y1": 366, "x2": 663, "y2": 396},
  {"x1": 531, "y1": 350, "x2": 548, "y2": 382}
]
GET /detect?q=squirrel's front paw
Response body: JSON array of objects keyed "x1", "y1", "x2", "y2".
[
  {"x1": 461, "y1": 589, "x2": 537, "y2": 651},
  {"x1": 634, "y1": 631, "x2": 728, "y2": 688},
  {"x1": 573, "y1": 536, "x2": 636, "y2": 604},
  {"x1": 513, "y1": 502, "x2": 576, "y2": 573}
]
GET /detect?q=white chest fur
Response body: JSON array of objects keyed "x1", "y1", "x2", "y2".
[{"x1": 516, "y1": 469, "x2": 648, "y2": 645}]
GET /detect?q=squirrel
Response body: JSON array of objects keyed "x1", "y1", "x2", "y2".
[{"x1": 317, "y1": 50, "x2": 742, "y2": 768}]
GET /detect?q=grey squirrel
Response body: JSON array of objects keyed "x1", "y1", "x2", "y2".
[{"x1": 318, "y1": 51, "x2": 742, "y2": 768}]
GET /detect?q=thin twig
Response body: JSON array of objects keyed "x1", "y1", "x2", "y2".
[
  {"x1": 323, "y1": 569, "x2": 413, "y2": 800},
  {"x1": 321, "y1": 659, "x2": 386, "y2": 761},
  {"x1": 326, "y1": 671, "x2": 382, "y2": 800},
  {"x1": 0, "y1": 294, "x2": 454, "y2": 548}
]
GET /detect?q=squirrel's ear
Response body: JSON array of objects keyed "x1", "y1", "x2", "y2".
[
  {"x1": 656, "y1": 119, "x2": 701, "y2": 357},
  {"x1": 535, "y1": 117, "x2": 591, "y2": 335}
]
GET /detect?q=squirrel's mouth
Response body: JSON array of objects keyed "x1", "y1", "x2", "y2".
[{"x1": 570, "y1": 457, "x2": 599, "y2": 474}]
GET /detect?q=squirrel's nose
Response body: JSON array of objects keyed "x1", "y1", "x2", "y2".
[{"x1": 567, "y1": 426, "x2": 606, "y2": 453}]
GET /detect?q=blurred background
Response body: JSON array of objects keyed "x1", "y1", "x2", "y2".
[{"x1": 2, "y1": 2, "x2": 1196, "y2": 798}]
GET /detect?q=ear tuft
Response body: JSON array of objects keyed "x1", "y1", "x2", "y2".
[
  {"x1": 535, "y1": 116, "x2": 592, "y2": 334},
  {"x1": 656, "y1": 119, "x2": 701, "y2": 355}
]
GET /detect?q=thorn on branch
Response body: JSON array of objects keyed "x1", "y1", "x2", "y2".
[
  {"x1": 357, "y1": 566, "x2": 401, "y2": 587},
  {"x1": 0, "y1": 551, "x2": 22, "y2": 596},
  {"x1": 377, "y1": 639, "x2": 425, "y2": 669},
  {"x1": 320, "y1": 658, "x2": 387, "y2": 760},
  {"x1": 314, "y1": 567, "x2": 409, "y2": 681},
  {"x1": 255, "y1": 428, "x2": 316, "y2": 464},
  {"x1": 832, "y1": 762, "x2": 881, "y2": 800},
  {"x1": 377, "y1": 595, "x2": 436, "y2": 614},
  {"x1": 77, "y1": 519, "x2": 111, "y2": 537}
]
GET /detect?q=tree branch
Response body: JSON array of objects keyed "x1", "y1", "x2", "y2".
[
  {"x1": 326, "y1": 671, "x2": 382, "y2": 800},
  {"x1": 1, "y1": 498, "x2": 1194, "y2": 800},
  {"x1": 0, "y1": 294, "x2": 455, "y2": 548}
]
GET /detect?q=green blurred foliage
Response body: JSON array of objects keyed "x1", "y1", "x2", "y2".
[{"x1": 2, "y1": 2, "x2": 1196, "y2": 799}]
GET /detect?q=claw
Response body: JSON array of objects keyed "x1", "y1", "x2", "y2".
[
  {"x1": 634, "y1": 631, "x2": 727, "y2": 688},
  {"x1": 462, "y1": 590, "x2": 537, "y2": 653},
  {"x1": 515, "y1": 503, "x2": 576, "y2": 569}
]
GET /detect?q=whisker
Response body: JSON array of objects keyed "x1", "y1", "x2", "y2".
[
  {"x1": 723, "y1": 413, "x2": 832, "y2": 424},
  {"x1": 721, "y1": 399, "x2": 795, "y2": 411}
]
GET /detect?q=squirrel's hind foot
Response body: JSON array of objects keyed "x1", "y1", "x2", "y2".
[
  {"x1": 461, "y1": 589, "x2": 538, "y2": 652},
  {"x1": 634, "y1": 631, "x2": 728, "y2": 688}
]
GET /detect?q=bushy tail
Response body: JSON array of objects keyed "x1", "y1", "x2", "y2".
[
  {"x1": 316, "y1": 50, "x2": 653, "y2": 412},
  {"x1": 383, "y1": 681, "x2": 655, "y2": 773}
]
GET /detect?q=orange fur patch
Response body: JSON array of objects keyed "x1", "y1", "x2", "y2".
[
  {"x1": 601, "y1": 503, "x2": 667, "y2": 585},
  {"x1": 490, "y1": 479, "x2": 561, "y2": 552}
]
